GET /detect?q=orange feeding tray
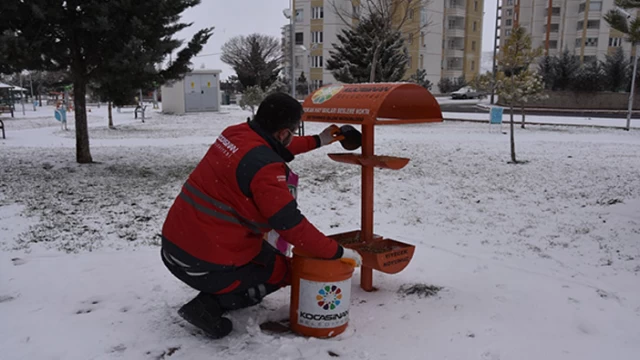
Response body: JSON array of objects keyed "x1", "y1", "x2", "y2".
[
  {"x1": 329, "y1": 231, "x2": 415, "y2": 274},
  {"x1": 302, "y1": 83, "x2": 443, "y2": 291},
  {"x1": 328, "y1": 153, "x2": 410, "y2": 170}
]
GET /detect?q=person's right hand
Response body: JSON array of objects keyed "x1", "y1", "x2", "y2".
[{"x1": 340, "y1": 248, "x2": 363, "y2": 267}]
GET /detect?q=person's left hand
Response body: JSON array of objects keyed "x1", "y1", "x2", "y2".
[{"x1": 318, "y1": 125, "x2": 344, "y2": 146}]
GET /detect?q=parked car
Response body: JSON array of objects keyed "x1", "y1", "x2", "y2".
[{"x1": 451, "y1": 86, "x2": 481, "y2": 99}]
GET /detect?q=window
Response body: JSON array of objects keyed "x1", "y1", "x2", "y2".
[
  {"x1": 448, "y1": 19, "x2": 458, "y2": 29},
  {"x1": 609, "y1": 37, "x2": 622, "y2": 47},
  {"x1": 506, "y1": 9, "x2": 513, "y2": 16},
  {"x1": 420, "y1": 7, "x2": 428, "y2": 26},
  {"x1": 295, "y1": 9, "x2": 303, "y2": 22},
  {"x1": 587, "y1": 20, "x2": 600, "y2": 29},
  {"x1": 578, "y1": 3, "x2": 585, "y2": 13},
  {"x1": 311, "y1": 7, "x2": 324, "y2": 19},
  {"x1": 590, "y1": 1, "x2": 602, "y2": 11},
  {"x1": 474, "y1": 1, "x2": 478, "y2": 11},
  {"x1": 421, "y1": 32, "x2": 425, "y2": 46},
  {"x1": 408, "y1": 33, "x2": 413, "y2": 44},
  {"x1": 505, "y1": 29, "x2": 511, "y2": 36},
  {"x1": 585, "y1": 37, "x2": 598, "y2": 46},
  {"x1": 409, "y1": 9, "x2": 414, "y2": 20},
  {"x1": 577, "y1": 21, "x2": 583, "y2": 30},
  {"x1": 575, "y1": 38, "x2": 582, "y2": 47},
  {"x1": 311, "y1": 31, "x2": 323, "y2": 43},
  {"x1": 551, "y1": 7, "x2": 561, "y2": 15},
  {"x1": 295, "y1": 32, "x2": 303, "y2": 45},
  {"x1": 294, "y1": 55, "x2": 303, "y2": 69},
  {"x1": 471, "y1": 60, "x2": 475, "y2": 71},
  {"x1": 472, "y1": 41, "x2": 476, "y2": 51},
  {"x1": 506, "y1": 0, "x2": 513, "y2": 5},
  {"x1": 506, "y1": 19, "x2": 512, "y2": 26},
  {"x1": 473, "y1": 21, "x2": 477, "y2": 32},
  {"x1": 447, "y1": 59, "x2": 461, "y2": 70},
  {"x1": 549, "y1": 23, "x2": 559, "y2": 32},
  {"x1": 420, "y1": 54, "x2": 424, "y2": 68},
  {"x1": 311, "y1": 56, "x2": 323, "y2": 68},
  {"x1": 312, "y1": 79, "x2": 323, "y2": 90},
  {"x1": 548, "y1": 40, "x2": 558, "y2": 48}
]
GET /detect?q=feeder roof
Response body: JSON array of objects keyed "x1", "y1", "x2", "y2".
[{"x1": 302, "y1": 83, "x2": 443, "y2": 125}]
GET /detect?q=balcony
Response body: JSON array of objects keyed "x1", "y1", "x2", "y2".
[
  {"x1": 445, "y1": 48, "x2": 465, "y2": 57},
  {"x1": 545, "y1": 14, "x2": 561, "y2": 23},
  {"x1": 446, "y1": 6, "x2": 466, "y2": 17},
  {"x1": 443, "y1": 69, "x2": 464, "y2": 78},
  {"x1": 446, "y1": 26, "x2": 466, "y2": 37}
]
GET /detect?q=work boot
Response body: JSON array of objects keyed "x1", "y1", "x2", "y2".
[{"x1": 177, "y1": 292, "x2": 232, "y2": 339}]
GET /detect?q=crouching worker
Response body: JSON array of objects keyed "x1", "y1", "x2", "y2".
[{"x1": 160, "y1": 93, "x2": 362, "y2": 339}]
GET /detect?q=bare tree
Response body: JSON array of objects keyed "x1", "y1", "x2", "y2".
[
  {"x1": 221, "y1": 34, "x2": 283, "y2": 90},
  {"x1": 329, "y1": 0, "x2": 431, "y2": 82}
]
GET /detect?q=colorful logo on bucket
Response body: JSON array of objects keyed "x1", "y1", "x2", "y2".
[
  {"x1": 316, "y1": 285, "x2": 342, "y2": 310},
  {"x1": 311, "y1": 85, "x2": 343, "y2": 104}
]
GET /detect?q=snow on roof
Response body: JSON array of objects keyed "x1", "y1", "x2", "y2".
[{"x1": 0, "y1": 83, "x2": 27, "y2": 91}]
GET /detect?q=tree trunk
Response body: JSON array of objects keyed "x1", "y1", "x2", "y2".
[
  {"x1": 369, "y1": 43, "x2": 382, "y2": 82},
  {"x1": 510, "y1": 106, "x2": 516, "y2": 163},
  {"x1": 73, "y1": 76, "x2": 93, "y2": 163},
  {"x1": 108, "y1": 101, "x2": 114, "y2": 129},
  {"x1": 521, "y1": 104, "x2": 526, "y2": 128}
]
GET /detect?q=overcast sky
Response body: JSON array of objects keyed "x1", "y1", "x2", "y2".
[{"x1": 176, "y1": 0, "x2": 497, "y2": 79}]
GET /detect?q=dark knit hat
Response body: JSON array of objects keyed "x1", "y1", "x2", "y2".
[{"x1": 253, "y1": 92, "x2": 303, "y2": 133}]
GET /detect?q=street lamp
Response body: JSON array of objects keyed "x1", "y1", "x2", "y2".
[{"x1": 617, "y1": 6, "x2": 637, "y2": 131}]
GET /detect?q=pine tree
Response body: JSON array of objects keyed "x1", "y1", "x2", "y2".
[
  {"x1": 571, "y1": 60, "x2": 605, "y2": 92},
  {"x1": 437, "y1": 78, "x2": 453, "y2": 93},
  {"x1": 409, "y1": 69, "x2": 433, "y2": 90},
  {"x1": 602, "y1": 48, "x2": 632, "y2": 92},
  {"x1": 553, "y1": 49, "x2": 580, "y2": 91},
  {"x1": 538, "y1": 55, "x2": 558, "y2": 90},
  {"x1": 0, "y1": 0, "x2": 212, "y2": 163},
  {"x1": 326, "y1": 14, "x2": 409, "y2": 83}
]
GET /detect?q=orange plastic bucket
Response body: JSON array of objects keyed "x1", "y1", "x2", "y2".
[{"x1": 289, "y1": 248, "x2": 355, "y2": 338}]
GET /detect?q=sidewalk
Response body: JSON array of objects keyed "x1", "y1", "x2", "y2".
[{"x1": 443, "y1": 111, "x2": 640, "y2": 129}]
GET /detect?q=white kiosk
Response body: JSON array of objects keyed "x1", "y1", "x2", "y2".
[{"x1": 161, "y1": 69, "x2": 221, "y2": 114}]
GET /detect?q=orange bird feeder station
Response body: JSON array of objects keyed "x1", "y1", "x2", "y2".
[{"x1": 302, "y1": 83, "x2": 443, "y2": 292}]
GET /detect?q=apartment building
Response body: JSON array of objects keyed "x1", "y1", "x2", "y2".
[
  {"x1": 498, "y1": 0, "x2": 635, "y2": 63},
  {"x1": 283, "y1": 0, "x2": 483, "y2": 93}
]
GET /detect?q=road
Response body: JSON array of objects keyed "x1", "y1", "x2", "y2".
[{"x1": 436, "y1": 98, "x2": 638, "y2": 119}]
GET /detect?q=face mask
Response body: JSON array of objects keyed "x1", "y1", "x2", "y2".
[{"x1": 281, "y1": 128, "x2": 294, "y2": 147}]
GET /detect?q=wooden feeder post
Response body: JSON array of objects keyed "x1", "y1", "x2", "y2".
[{"x1": 301, "y1": 83, "x2": 443, "y2": 291}]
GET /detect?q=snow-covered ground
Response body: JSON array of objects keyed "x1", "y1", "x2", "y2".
[{"x1": 1, "y1": 105, "x2": 639, "y2": 360}]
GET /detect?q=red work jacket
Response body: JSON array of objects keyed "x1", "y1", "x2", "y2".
[{"x1": 161, "y1": 121, "x2": 343, "y2": 267}]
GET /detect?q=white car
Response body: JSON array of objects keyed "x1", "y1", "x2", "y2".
[{"x1": 451, "y1": 86, "x2": 481, "y2": 99}]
